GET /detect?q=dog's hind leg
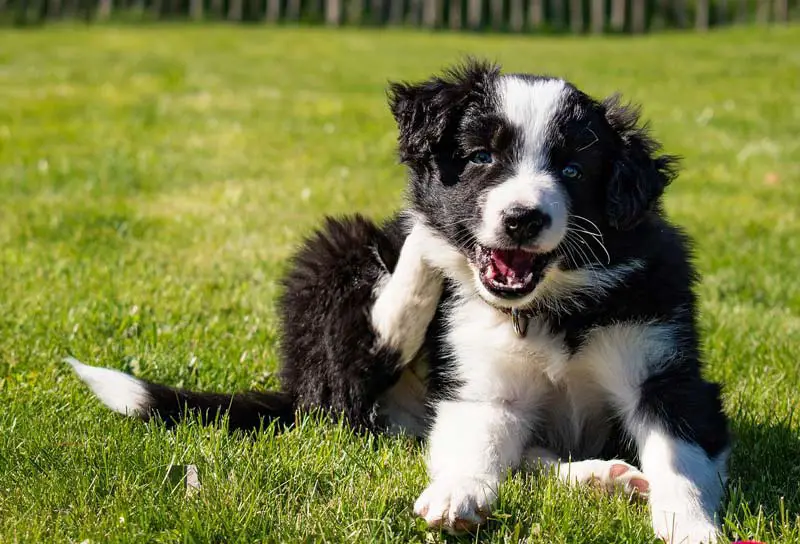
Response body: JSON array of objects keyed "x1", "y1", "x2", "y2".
[{"x1": 278, "y1": 214, "x2": 442, "y2": 431}]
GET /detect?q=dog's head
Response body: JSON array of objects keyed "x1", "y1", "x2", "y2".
[{"x1": 389, "y1": 60, "x2": 679, "y2": 309}]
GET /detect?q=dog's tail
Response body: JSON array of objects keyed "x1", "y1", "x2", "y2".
[{"x1": 65, "y1": 357, "x2": 294, "y2": 432}]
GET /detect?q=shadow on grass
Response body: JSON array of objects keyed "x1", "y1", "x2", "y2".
[{"x1": 726, "y1": 412, "x2": 800, "y2": 522}]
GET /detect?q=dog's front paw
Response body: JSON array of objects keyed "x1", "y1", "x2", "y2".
[
  {"x1": 413, "y1": 477, "x2": 497, "y2": 534},
  {"x1": 652, "y1": 511, "x2": 721, "y2": 544}
]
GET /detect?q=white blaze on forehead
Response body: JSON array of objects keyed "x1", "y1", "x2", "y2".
[
  {"x1": 476, "y1": 77, "x2": 570, "y2": 256},
  {"x1": 496, "y1": 76, "x2": 567, "y2": 169}
]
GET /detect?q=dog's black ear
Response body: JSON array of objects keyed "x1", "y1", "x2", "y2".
[
  {"x1": 388, "y1": 59, "x2": 499, "y2": 163},
  {"x1": 603, "y1": 95, "x2": 680, "y2": 230}
]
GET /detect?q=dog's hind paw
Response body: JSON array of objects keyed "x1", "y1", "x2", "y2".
[{"x1": 557, "y1": 459, "x2": 650, "y2": 499}]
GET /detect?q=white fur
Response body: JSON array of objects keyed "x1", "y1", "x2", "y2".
[
  {"x1": 477, "y1": 170, "x2": 568, "y2": 252},
  {"x1": 476, "y1": 77, "x2": 569, "y2": 254},
  {"x1": 414, "y1": 399, "x2": 530, "y2": 533},
  {"x1": 638, "y1": 428, "x2": 727, "y2": 544},
  {"x1": 65, "y1": 357, "x2": 149, "y2": 416},
  {"x1": 525, "y1": 449, "x2": 650, "y2": 498},
  {"x1": 497, "y1": 76, "x2": 567, "y2": 172},
  {"x1": 370, "y1": 221, "x2": 443, "y2": 365}
]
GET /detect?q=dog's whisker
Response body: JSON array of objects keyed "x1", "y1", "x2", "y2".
[
  {"x1": 570, "y1": 215, "x2": 604, "y2": 235},
  {"x1": 567, "y1": 228, "x2": 611, "y2": 267}
]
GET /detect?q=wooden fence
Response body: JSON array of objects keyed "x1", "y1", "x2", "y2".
[{"x1": 2, "y1": 0, "x2": 795, "y2": 31}]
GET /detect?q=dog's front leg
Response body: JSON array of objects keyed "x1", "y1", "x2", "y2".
[
  {"x1": 586, "y1": 325, "x2": 730, "y2": 543},
  {"x1": 370, "y1": 221, "x2": 443, "y2": 366},
  {"x1": 618, "y1": 365, "x2": 729, "y2": 544},
  {"x1": 635, "y1": 421, "x2": 729, "y2": 544},
  {"x1": 414, "y1": 399, "x2": 531, "y2": 534}
]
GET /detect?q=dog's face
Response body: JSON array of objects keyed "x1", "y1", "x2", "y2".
[{"x1": 390, "y1": 61, "x2": 678, "y2": 309}]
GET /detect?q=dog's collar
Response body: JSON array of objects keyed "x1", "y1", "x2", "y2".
[{"x1": 492, "y1": 305, "x2": 537, "y2": 338}]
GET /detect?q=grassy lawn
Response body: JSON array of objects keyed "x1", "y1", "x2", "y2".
[{"x1": 1, "y1": 24, "x2": 799, "y2": 543}]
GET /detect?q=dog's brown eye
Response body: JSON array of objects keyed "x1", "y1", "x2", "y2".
[
  {"x1": 469, "y1": 151, "x2": 493, "y2": 165},
  {"x1": 562, "y1": 163, "x2": 582, "y2": 179}
]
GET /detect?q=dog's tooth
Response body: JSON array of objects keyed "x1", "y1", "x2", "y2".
[{"x1": 525, "y1": 272, "x2": 533, "y2": 283}]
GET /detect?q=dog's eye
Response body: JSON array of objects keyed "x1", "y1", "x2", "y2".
[
  {"x1": 562, "y1": 163, "x2": 582, "y2": 179},
  {"x1": 469, "y1": 151, "x2": 493, "y2": 165}
]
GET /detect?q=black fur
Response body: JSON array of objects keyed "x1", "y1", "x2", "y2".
[
  {"x1": 139, "y1": 381, "x2": 294, "y2": 432},
  {"x1": 277, "y1": 214, "x2": 408, "y2": 429}
]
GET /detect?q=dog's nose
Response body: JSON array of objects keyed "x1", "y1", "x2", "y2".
[{"x1": 503, "y1": 207, "x2": 552, "y2": 245}]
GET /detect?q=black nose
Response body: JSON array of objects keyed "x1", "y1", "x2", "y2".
[{"x1": 503, "y1": 207, "x2": 552, "y2": 245}]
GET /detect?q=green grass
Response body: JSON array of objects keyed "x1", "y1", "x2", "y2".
[{"x1": 1, "y1": 24, "x2": 799, "y2": 543}]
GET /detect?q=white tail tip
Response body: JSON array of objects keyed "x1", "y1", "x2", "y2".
[{"x1": 65, "y1": 357, "x2": 149, "y2": 416}]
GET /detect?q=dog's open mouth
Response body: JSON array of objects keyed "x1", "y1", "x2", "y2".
[{"x1": 475, "y1": 245, "x2": 550, "y2": 299}]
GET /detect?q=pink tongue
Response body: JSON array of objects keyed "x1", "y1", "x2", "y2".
[{"x1": 491, "y1": 249, "x2": 531, "y2": 278}]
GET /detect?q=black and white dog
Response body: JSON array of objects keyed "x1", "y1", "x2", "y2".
[{"x1": 69, "y1": 61, "x2": 729, "y2": 543}]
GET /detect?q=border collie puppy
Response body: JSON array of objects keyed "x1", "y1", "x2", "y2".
[{"x1": 69, "y1": 60, "x2": 729, "y2": 544}]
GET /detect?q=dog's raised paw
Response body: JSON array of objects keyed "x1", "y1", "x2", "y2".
[{"x1": 413, "y1": 477, "x2": 496, "y2": 534}]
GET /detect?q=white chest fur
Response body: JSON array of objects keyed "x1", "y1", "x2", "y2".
[
  {"x1": 443, "y1": 296, "x2": 652, "y2": 458},
  {"x1": 445, "y1": 296, "x2": 571, "y2": 399}
]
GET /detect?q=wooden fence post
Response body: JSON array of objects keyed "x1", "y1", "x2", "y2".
[
  {"x1": 755, "y1": 0, "x2": 769, "y2": 22},
  {"x1": 773, "y1": 0, "x2": 788, "y2": 21},
  {"x1": 189, "y1": 0, "x2": 203, "y2": 20},
  {"x1": 591, "y1": 0, "x2": 604, "y2": 32},
  {"x1": 348, "y1": 0, "x2": 365, "y2": 23},
  {"x1": 528, "y1": 0, "x2": 544, "y2": 28},
  {"x1": 510, "y1": 0, "x2": 524, "y2": 30},
  {"x1": 695, "y1": 0, "x2": 708, "y2": 29},
  {"x1": 422, "y1": 0, "x2": 442, "y2": 27},
  {"x1": 326, "y1": 0, "x2": 342, "y2": 24},
  {"x1": 450, "y1": 0, "x2": 463, "y2": 28},
  {"x1": 610, "y1": 0, "x2": 625, "y2": 30},
  {"x1": 265, "y1": 0, "x2": 280, "y2": 21},
  {"x1": 209, "y1": 0, "x2": 222, "y2": 19},
  {"x1": 489, "y1": 0, "x2": 504, "y2": 30},
  {"x1": 97, "y1": 0, "x2": 111, "y2": 19},
  {"x1": 630, "y1": 0, "x2": 645, "y2": 32},
  {"x1": 570, "y1": 0, "x2": 584, "y2": 32},
  {"x1": 467, "y1": 0, "x2": 482, "y2": 29},
  {"x1": 736, "y1": 0, "x2": 747, "y2": 20},
  {"x1": 227, "y1": 0, "x2": 243, "y2": 20}
]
